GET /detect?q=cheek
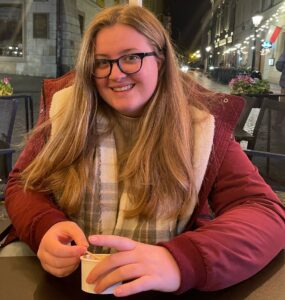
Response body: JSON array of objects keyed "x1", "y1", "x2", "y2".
[
  {"x1": 94, "y1": 79, "x2": 107, "y2": 95},
  {"x1": 141, "y1": 64, "x2": 159, "y2": 91},
  {"x1": 148, "y1": 71, "x2": 159, "y2": 95}
]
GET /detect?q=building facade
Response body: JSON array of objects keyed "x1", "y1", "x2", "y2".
[
  {"x1": 210, "y1": 0, "x2": 237, "y2": 67},
  {"x1": 209, "y1": 0, "x2": 285, "y2": 84},
  {"x1": 0, "y1": 0, "x2": 169, "y2": 77}
]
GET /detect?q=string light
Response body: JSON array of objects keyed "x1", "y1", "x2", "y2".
[{"x1": 214, "y1": 0, "x2": 285, "y2": 64}]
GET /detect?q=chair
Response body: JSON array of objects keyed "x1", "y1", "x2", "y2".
[
  {"x1": 243, "y1": 99, "x2": 285, "y2": 190},
  {"x1": 0, "y1": 98, "x2": 18, "y2": 201},
  {"x1": 234, "y1": 95, "x2": 282, "y2": 149},
  {"x1": 0, "y1": 95, "x2": 34, "y2": 132},
  {"x1": 234, "y1": 96, "x2": 259, "y2": 149}
]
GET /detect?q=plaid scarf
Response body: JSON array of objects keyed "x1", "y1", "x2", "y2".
[{"x1": 51, "y1": 87, "x2": 215, "y2": 251}]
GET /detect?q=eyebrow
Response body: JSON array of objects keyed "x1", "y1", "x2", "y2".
[{"x1": 94, "y1": 48, "x2": 143, "y2": 58}]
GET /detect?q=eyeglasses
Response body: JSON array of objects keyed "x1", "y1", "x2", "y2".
[{"x1": 93, "y1": 52, "x2": 157, "y2": 79}]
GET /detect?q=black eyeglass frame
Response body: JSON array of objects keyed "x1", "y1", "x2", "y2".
[{"x1": 93, "y1": 51, "x2": 157, "y2": 79}]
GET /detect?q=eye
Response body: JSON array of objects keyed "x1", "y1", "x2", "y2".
[
  {"x1": 123, "y1": 54, "x2": 140, "y2": 63},
  {"x1": 95, "y1": 59, "x2": 109, "y2": 69}
]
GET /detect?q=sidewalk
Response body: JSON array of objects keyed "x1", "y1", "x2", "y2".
[{"x1": 189, "y1": 70, "x2": 281, "y2": 94}]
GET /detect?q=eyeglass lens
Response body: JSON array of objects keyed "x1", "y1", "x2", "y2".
[{"x1": 94, "y1": 54, "x2": 142, "y2": 78}]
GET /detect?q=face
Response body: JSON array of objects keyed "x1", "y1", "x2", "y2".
[{"x1": 94, "y1": 24, "x2": 160, "y2": 117}]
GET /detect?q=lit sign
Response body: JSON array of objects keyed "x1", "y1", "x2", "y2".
[
  {"x1": 268, "y1": 58, "x2": 275, "y2": 66},
  {"x1": 261, "y1": 41, "x2": 272, "y2": 49},
  {"x1": 219, "y1": 39, "x2": 227, "y2": 46}
]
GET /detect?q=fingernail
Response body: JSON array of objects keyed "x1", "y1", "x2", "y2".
[
  {"x1": 88, "y1": 236, "x2": 97, "y2": 243},
  {"x1": 114, "y1": 287, "x2": 123, "y2": 296}
]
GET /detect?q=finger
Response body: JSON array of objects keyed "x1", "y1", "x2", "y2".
[
  {"x1": 88, "y1": 235, "x2": 136, "y2": 251},
  {"x1": 40, "y1": 251, "x2": 81, "y2": 269},
  {"x1": 67, "y1": 223, "x2": 89, "y2": 248},
  {"x1": 87, "y1": 250, "x2": 137, "y2": 282},
  {"x1": 113, "y1": 276, "x2": 154, "y2": 297},
  {"x1": 45, "y1": 243, "x2": 87, "y2": 258},
  {"x1": 59, "y1": 222, "x2": 89, "y2": 247},
  {"x1": 94, "y1": 263, "x2": 144, "y2": 294}
]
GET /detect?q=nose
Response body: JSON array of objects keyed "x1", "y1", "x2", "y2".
[{"x1": 108, "y1": 61, "x2": 126, "y2": 80}]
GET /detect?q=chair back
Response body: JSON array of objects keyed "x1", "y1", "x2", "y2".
[
  {"x1": 250, "y1": 99, "x2": 285, "y2": 189},
  {"x1": 0, "y1": 98, "x2": 18, "y2": 199},
  {"x1": 234, "y1": 96, "x2": 259, "y2": 142},
  {"x1": 0, "y1": 98, "x2": 18, "y2": 146}
]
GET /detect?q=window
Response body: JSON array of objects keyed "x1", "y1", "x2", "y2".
[
  {"x1": 0, "y1": 3, "x2": 23, "y2": 57},
  {"x1": 33, "y1": 13, "x2": 49, "y2": 39},
  {"x1": 78, "y1": 14, "x2": 85, "y2": 37}
]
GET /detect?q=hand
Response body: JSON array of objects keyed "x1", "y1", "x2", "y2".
[
  {"x1": 87, "y1": 235, "x2": 181, "y2": 297},
  {"x1": 37, "y1": 221, "x2": 88, "y2": 277}
]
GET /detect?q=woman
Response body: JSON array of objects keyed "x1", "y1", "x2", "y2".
[{"x1": 3, "y1": 5, "x2": 285, "y2": 297}]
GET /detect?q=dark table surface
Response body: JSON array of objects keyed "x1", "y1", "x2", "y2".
[{"x1": 0, "y1": 250, "x2": 284, "y2": 300}]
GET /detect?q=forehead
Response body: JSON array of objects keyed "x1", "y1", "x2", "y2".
[{"x1": 95, "y1": 23, "x2": 152, "y2": 54}]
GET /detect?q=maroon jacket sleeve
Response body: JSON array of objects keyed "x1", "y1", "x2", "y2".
[
  {"x1": 160, "y1": 140, "x2": 285, "y2": 293},
  {"x1": 5, "y1": 119, "x2": 68, "y2": 253}
]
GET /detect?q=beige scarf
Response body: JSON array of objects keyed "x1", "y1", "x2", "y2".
[{"x1": 50, "y1": 86, "x2": 215, "y2": 249}]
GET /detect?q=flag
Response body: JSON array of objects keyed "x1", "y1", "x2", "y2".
[
  {"x1": 265, "y1": 25, "x2": 282, "y2": 44},
  {"x1": 269, "y1": 26, "x2": 282, "y2": 43}
]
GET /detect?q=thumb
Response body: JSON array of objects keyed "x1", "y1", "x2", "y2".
[{"x1": 64, "y1": 222, "x2": 89, "y2": 248}]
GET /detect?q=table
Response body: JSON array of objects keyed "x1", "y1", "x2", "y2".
[{"x1": 0, "y1": 250, "x2": 284, "y2": 300}]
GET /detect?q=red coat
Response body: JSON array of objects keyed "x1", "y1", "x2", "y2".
[{"x1": 4, "y1": 72, "x2": 285, "y2": 293}]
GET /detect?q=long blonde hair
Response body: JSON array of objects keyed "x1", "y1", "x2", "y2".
[{"x1": 22, "y1": 5, "x2": 208, "y2": 219}]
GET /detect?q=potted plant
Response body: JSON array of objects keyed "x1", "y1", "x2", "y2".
[
  {"x1": 0, "y1": 77, "x2": 13, "y2": 96},
  {"x1": 229, "y1": 75, "x2": 271, "y2": 95}
]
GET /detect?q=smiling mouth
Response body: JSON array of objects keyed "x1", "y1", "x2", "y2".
[{"x1": 111, "y1": 84, "x2": 134, "y2": 92}]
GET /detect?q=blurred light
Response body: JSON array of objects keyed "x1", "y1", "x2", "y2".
[
  {"x1": 252, "y1": 15, "x2": 263, "y2": 27},
  {"x1": 181, "y1": 65, "x2": 189, "y2": 73}
]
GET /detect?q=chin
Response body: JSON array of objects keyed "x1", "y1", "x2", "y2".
[{"x1": 114, "y1": 105, "x2": 137, "y2": 115}]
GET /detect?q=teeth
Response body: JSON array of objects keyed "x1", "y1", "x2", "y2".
[{"x1": 112, "y1": 84, "x2": 133, "y2": 92}]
